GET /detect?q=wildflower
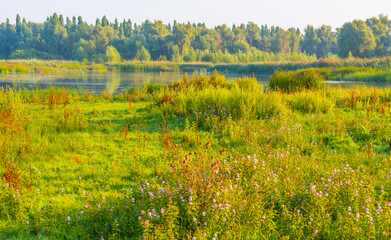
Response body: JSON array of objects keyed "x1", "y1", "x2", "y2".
[
  {"x1": 193, "y1": 218, "x2": 197, "y2": 223},
  {"x1": 202, "y1": 212, "x2": 206, "y2": 216},
  {"x1": 161, "y1": 208, "x2": 164, "y2": 214},
  {"x1": 81, "y1": 211, "x2": 84, "y2": 214},
  {"x1": 67, "y1": 216, "x2": 71, "y2": 223},
  {"x1": 347, "y1": 206, "x2": 352, "y2": 211},
  {"x1": 26, "y1": 221, "x2": 29, "y2": 225}
]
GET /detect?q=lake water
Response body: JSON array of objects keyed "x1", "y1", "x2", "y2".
[{"x1": 1, "y1": 71, "x2": 390, "y2": 93}]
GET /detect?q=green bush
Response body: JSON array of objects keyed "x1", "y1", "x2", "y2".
[
  {"x1": 173, "y1": 72, "x2": 230, "y2": 90},
  {"x1": 233, "y1": 76, "x2": 260, "y2": 91},
  {"x1": 269, "y1": 69, "x2": 325, "y2": 93},
  {"x1": 289, "y1": 91, "x2": 334, "y2": 113}
]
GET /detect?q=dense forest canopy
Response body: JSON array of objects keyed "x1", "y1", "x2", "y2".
[{"x1": 0, "y1": 13, "x2": 390, "y2": 63}]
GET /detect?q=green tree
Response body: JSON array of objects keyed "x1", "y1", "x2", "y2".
[
  {"x1": 259, "y1": 25, "x2": 271, "y2": 52},
  {"x1": 366, "y1": 15, "x2": 390, "y2": 56},
  {"x1": 72, "y1": 38, "x2": 96, "y2": 60},
  {"x1": 74, "y1": 46, "x2": 88, "y2": 61},
  {"x1": 171, "y1": 45, "x2": 182, "y2": 62},
  {"x1": 338, "y1": 20, "x2": 376, "y2": 58},
  {"x1": 138, "y1": 46, "x2": 150, "y2": 61},
  {"x1": 270, "y1": 27, "x2": 285, "y2": 53},
  {"x1": 302, "y1": 25, "x2": 319, "y2": 55},
  {"x1": 106, "y1": 45, "x2": 121, "y2": 62},
  {"x1": 43, "y1": 13, "x2": 68, "y2": 55},
  {"x1": 245, "y1": 22, "x2": 261, "y2": 47},
  {"x1": 92, "y1": 26, "x2": 116, "y2": 53},
  {"x1": 101, "y1": 16, "x2": 109, "y2": 27},
  {"x1": 315, "y1": 25, "x2": 338, "y2": 58}
]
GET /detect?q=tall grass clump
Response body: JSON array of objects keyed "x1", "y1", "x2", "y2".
[
  {"x1": 0, "y1": 86, "x2": 25, "y2": 134},
  {"x1": 173, "y1": 72, "x2": 230, "y2": 90},
  {"x1": 233, "y1": 76, "x2": 259, "y2": 91},
  {"x1": 161, "y1": 73, "x2": 285, "y2": 129},
  {"x1": 269, "y1": 69, "x2": 325, "y2": 93},
  {"x1": 289, "y1": 91, "x2": 334, "y2": 114}
]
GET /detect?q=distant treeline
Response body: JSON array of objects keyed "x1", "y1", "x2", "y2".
[{"x1": 0, "y1": 14, "x2": 390, "y2": 63}]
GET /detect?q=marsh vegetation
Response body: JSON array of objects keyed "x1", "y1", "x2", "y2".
[{"x1": 2, "y1": 71, "x2": 391, "y2": 239}]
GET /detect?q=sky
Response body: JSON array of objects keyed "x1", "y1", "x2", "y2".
[{"x1": 1, "y1": 0, "x2": 391, "y2": 31}]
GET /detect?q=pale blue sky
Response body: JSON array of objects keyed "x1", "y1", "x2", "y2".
[{"x1": 2, "y1": 0, "x2": 391, "y2": 30}]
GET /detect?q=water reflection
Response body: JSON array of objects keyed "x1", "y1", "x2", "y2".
[
  {"x1": 0, "y1": 72, "x2": 390, "y2": 93},
  {"x1": 106, "y1": 74, "x2": 121, "y2": 94}
]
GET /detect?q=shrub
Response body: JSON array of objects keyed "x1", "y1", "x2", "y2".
[
  {"x1": 289, "y1": 91, "x2": 334, "y2": 114},
  {"x1": 233, "y1": 76, "x2": 260, "y2": 91},
  {"x1": 254, "y1": 92, "x2": 285, "y2": 118},
  {"x1": 173, "y1": 72, "x2": 229, "y2": 90},
  {"x1": 269, "y1": 69, "x2": 325, "y2": 93}
]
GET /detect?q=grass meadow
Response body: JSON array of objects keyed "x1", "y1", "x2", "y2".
[{"x1": 1, "y1": 71, "x2": 391, "y2": 239}]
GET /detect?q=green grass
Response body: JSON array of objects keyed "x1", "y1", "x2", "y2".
[
  {"x1": 2, "y1": 73, "x2": 391, "y2": 239},
  {"x1": 325, "y1": 67, "x2": 391, "y2": 82}
]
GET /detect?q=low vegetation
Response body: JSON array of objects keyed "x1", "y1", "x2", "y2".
[
  {"x1": 1, "y1": 72, "x2": 391, "y2": 239},
  {"x1": 2, "y1": 57, "x2": 391, "y2": 78},
  {"x1": 269, "y1": 69, "x2": 325, "y2": 93}
]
